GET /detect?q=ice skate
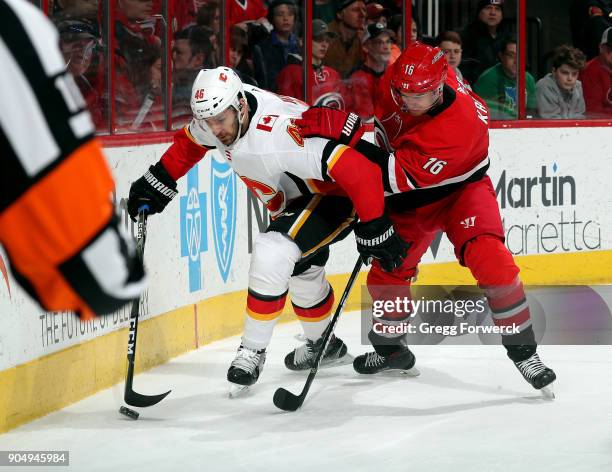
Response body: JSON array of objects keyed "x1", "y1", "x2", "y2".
[
  {"x1": 285, "y1": 335, "x2": 350, "y2": 371},
  {"x1": 513, "y1": 352, "x2": 556, "y2": 399},
  {"x1": 227, "y1": 345, "x2": 266, "y2": 398},
  {"x1": 353, "y1": 345, "x2": 420, "y2": 376}
]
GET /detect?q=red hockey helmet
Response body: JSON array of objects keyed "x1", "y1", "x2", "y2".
[{"x1": 390, "y1": 41, "x2": 448, "y2": 113}]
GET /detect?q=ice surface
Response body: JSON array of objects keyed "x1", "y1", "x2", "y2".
[{"x1": 1, "y1": 311, "x2": 611, "y2": 472}]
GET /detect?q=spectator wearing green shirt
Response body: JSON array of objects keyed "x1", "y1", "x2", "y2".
[{"x1": 474, "y1": 37, "x2": 536, "y2": 119}]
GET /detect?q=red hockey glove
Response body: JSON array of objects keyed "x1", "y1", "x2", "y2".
[{"x1": 295, "y1": 106, "x2": 364, "y2": 147}]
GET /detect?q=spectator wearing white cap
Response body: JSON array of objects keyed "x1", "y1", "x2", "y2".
[
  {"x1": 347, "y1": 22, "x2": 393, "y2": 119},
  {"x1": 324, "y1": 0, "x2": 367, "y2": 78},
  {"x1": 580, "y1": 26, "x2": 612, "y2": 117}
]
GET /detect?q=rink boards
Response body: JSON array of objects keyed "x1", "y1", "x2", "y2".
[{"x1": 0, "y1": 127, "x2": 610, "y2": 432}]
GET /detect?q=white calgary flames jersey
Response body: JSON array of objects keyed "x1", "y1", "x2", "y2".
[{"x1": 187, "y1": 85, "x2": 343, "y2": 218}]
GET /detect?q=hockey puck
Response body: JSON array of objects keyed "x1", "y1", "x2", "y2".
[{"x1": 119, "y1": 405, "x2": 139, "y2": 420}]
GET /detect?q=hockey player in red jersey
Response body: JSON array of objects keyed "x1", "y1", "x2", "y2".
[
  {"x1": 295, "y1": 42, "x2": 556, "y2": 393},
  {"x1": 127, "y1": 67, "x2": 408, "y2": 396}
]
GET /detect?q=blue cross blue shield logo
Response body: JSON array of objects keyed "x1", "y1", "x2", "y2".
[
  {"x1": 211, "y1": 156, "x2": 236, "y2": 283},
  {"x1": 180, "y1": 165, "x2": 207, "y2": 292}
]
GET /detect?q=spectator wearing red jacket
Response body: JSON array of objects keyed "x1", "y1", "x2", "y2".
[
  {"x1": 277, "y1": 19, "x2": 346, "y2": 109},
  {"x1": 347, "y1": 22, "x2": 393, "y2": 119},
  {"x1": 580, "y1": 26, "x2": 612, "y2": 117}
]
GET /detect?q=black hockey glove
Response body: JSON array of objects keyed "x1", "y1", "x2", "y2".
[
  {"x1": 354, "y1": 214, "x2": 410, "y2": 272},
  {"x1": 127, "y1": 161, "x2": 178, "y2": 221}
]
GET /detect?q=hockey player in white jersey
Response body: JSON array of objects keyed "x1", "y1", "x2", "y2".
[{"x1": 127, "y1": 67, "x2": 408, "y2": 395}]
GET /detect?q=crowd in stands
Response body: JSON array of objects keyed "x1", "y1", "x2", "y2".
[{"x1": 49, "y1": 0, "x2": 612, "y2": 133}]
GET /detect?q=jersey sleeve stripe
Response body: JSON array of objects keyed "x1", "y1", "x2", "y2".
[
  {"x1": 319, "y1": 140, "x2": 338, "y2": 181},
  {"x1": 325, "y1": 144, "x2": 350, "y2": 176},
  {"x1": 184, "y1": 125, "x2": 205, "y2": 147}
]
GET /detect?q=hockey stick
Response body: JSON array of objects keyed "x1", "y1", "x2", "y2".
[
  {"x1": 273, "y1": 257, "x2": 363, "y2": 412},
  {"x1": 123, "y1": 207, "x2": 171, "y2": 408}
]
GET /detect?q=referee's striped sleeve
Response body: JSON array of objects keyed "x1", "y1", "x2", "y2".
[{"x1": 0, "y1": 0, "x2": 146, "y2": 319}]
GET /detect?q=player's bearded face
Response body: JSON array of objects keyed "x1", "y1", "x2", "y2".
[
  {"x1": 202, "y1": 106, "x2": 240, "y2": 146},
  {"x1": 392, "y1": 86, "x2": 442, "y2": 116}
]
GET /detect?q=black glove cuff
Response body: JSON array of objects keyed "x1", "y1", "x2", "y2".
[
  {"x1": 355, "y1": 214, "x2": 393, "y2": 245},
  {"x1": 145, "y1": 162, "x2": 178, "y2": 200}
]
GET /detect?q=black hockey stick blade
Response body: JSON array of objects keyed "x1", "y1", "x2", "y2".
[
  {"x1": 125, "y1": 388, "x2": 171, "y2": 408},
  {"x1": 273, "y1": 257, "x2": 363, "y2": 412},
  {"x1": 273, "y1": 387, "x2": 303, "y2": 412}
]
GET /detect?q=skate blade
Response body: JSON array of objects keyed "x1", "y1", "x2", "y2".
[
  {"x1": 379, "y1": 366, "x2": 421, "y2": 378},
  {"x1": 399, "y1": 366, "x2": 421, "y2": 377},
  {"x1": 540, "y1": 383, "x2": 555, "y2": 400},
  {"x1": 228, "y1": 383, "x2": 250, "y2": 399},
  {"x1": 320, "y1": 353, "x2": 355, "y2": 369}
]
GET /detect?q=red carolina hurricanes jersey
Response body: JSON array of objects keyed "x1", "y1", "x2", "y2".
[
  {"x1": 347, "y1": 65, "x2": 384, "y2": 119},
  {"x1": 277, "y1": 64, "x2": 346, "y2": 109},
  {"x1": 374, "y1": 67, "x2": 491, "y2": 194},
  {"x1": 230, "y1": 0, "x2": 268, "y2": 24}
]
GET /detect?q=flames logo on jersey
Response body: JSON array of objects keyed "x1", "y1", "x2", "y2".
[
  {"x1": 239, "y1": 176, "x2": 285, "y2": 214},
  {"x1": 286, "y1": 121, "x2": 304, "y2": 147}
]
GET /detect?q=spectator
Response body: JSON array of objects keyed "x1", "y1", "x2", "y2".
[
  {"x1": 347, "y1": 22, "x2": 393, "y2": 119},
  {"x1": 324, "y1": 0, "x2": 367, "y2": 78},
  {"x1": 57, "y1": 19, "x2": 105, "y2": 129},
  {"x1": 570, "y1": 0, "x2": 612, "y2": 60},
  {"x1": 314, "y1": 0, "x2": 337, "y2": 24},
  {"x1": 461, "y1": 0, "x2": 514, "y2": 85},
  {"x1": 366, "y1": 3, "x2": 390, "y2": 27},
  {"x1": 580, "y1": 27, "x2": 612, "y2": 117},
  {"x1": 276, "y1": 19, "x2": 346, "y2": 108},
  {"x1": 117, "y1": 0, "x2": 155, "y2": 23},
  {"x1": 228, "y1": 0, "x2": 268, "y2": 25},
  {"x1": 129, "y1": 43, "x2": 164, "y2": 130},
  {"x1": 230, "y1": 25, "x2": 258, "y2": 86},
  {"x1": 436, "y1": 30, "x2": 471, "y2": 88},
  {"x1": 173, "y1": 25, "x2": 214, "y2": 70},
  {"x1": 198, "y1": 0, "x2": 221, "y2": 35},
  {"x1": 53, "y1": 0, "x2": 99, "y2": 22},
  {"x1": 536, "y1": 45, "x2": 586, "y2": 119},
  {"x1": 253, "y1": 0, "x2": 300, "y2": 91},
  {"x1": 114, "y1": 0, "x2": 161, "y2": 131},
  {"x1": 474, "y1": 36, "x2": 537, "y2": 120},
  {"x1": 172, "y1": 25, "x2": 215, "y2": 125}
]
